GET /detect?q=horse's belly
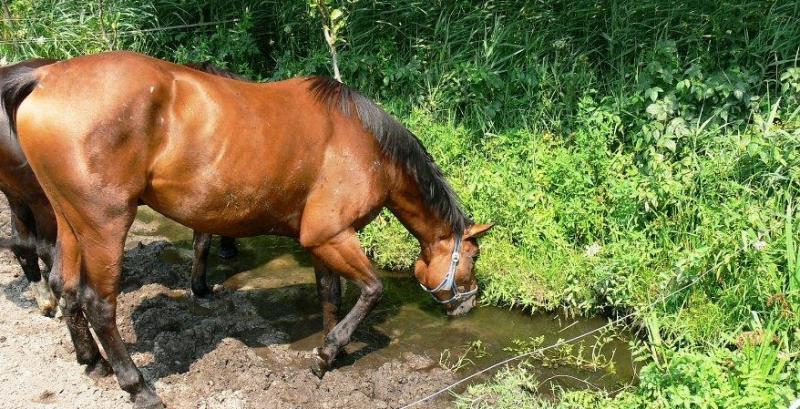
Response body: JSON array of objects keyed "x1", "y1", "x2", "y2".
[{"x1": 141, "y1": 180, "x2": 306, "y2": 238}]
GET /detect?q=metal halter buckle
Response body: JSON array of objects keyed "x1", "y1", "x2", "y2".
[{"x1": 419, "y1": 235, "x2": 477, "y2": 305}]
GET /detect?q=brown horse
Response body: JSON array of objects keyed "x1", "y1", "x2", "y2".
[
  {"x1": 2, "y1": 51, "x2": 491, "y2": 408},
  {"x1": 0, "y1": 59, "x2": 242, "y2": 314},
  {"x1": 0, "y1": 59, "x2": 59, "y2": 315}
]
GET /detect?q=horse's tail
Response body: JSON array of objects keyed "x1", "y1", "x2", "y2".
[
  {"x1": 307, "y1": 77, "x2": 469, "y2": 232},
  {"x1": 0, "y1": 236, "x2": 39, "y2": 253},
  {"x1": 1, "y1": 64, "x2": 40, "y2": 137}
]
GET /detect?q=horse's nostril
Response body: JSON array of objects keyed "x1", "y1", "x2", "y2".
[{"x1": 446, "y1": 294, "x2": 477, "y2": 316}]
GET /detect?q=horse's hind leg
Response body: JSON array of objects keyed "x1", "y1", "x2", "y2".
[
  {"x1": 8, "y1": 203, "x2": 40, "y2": 281},
  {"x1": 8, "y1": 201, "x2": 56, "y2": 316},
  {"x1": 51, "y1": 218, "x2": 112, "y2": 378},
  {"x1": 301, "y1": 229, "x2": 383, "y2": 377},
  {"x1": 313, "y1": 256, "x2": 342, "y2": 335},
  {"x1": 190, "y1": 231, "x2": 213, "y2": 298},
  {"x1": 218, "y1": 236, "x2": 237, "y2": 259},
  {"x1": 76, "y1": 208, "x2": 162, "y2": 408}
]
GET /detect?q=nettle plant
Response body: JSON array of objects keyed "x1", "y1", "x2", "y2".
[
  {"x1": 780, "y1": 67, "x2": 800, "y2": 111},
  {"x1": 633, "y1": 41, "x2": 760, "y2": 159},
  {"x1": 170, "y1": 11, "x2": 261, "y2": 79}
]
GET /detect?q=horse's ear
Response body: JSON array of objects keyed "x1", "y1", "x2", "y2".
[{"x1": 465, "y1": 223, "x2": 493, "y2": 239}]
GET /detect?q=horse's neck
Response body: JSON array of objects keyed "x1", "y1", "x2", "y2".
[{"x1": 386, "y1": 172, "x2": 453, "y2": 247}]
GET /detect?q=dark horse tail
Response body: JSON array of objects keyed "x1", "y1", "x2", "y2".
[
  {"x1": 1, "y1": 63, "x2": 40, "y2": 137},
  {"x1": 0, "y1": 236, "x2": 40, "y2": 253},
  {"x1": 307, "y1": 77, "x2": 469, "y2": 233}
]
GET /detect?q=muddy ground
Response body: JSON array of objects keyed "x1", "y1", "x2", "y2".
[{"x1": 0, "y1": 197, "x2": 455, "y2": 409}]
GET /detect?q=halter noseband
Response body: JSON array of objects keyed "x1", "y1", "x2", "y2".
[{"x1": 419, "y1": 235, "x2": 477, "y2": 305}]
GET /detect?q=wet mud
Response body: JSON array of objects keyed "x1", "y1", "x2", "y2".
[{"x1": 0, "y1": 201, "x2": 635, "y2": 408}]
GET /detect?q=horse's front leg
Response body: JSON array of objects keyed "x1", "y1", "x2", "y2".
[
  {"x1": 190, "y1": 231, "x2": 213, "y2": 298},
  {"x1": 302, "y1": 229, "x2": 383, "y2": 377}
]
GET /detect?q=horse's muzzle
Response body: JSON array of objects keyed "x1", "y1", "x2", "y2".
[{"x1": 446, "y1": 293, "x2": 477, "y2": 316}]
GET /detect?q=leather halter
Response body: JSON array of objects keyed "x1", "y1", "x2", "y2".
[{"x1": 419, "y1": 235, "x2": 477, "y2": 304}]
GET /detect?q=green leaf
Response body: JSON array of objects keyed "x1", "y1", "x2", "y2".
[
  {"x1": 646, "y1": 87, "x2": 664, "y2": 102},
  {"x1": 646, "y1": 102, "x2": 668, "y2": 121}
]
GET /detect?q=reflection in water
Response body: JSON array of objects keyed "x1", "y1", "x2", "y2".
[{"x1": 134, "y1": 207, "x2": 637, "y2": 393}]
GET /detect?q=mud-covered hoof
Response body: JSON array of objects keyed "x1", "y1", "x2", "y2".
[
  {"x1": 85, "y1": 358, "x2": 113, "y2": 379},
  {"x1": 310, "y1": 357, "x2": 328, "y2": 378},
  {"x1": 310, "y1": 348, "x2": 329, "y2": 378},
  {"x1": 191, "y1": 283, "x2": 213, "y2": 299},
  {"x1": 218, "y1": 245, "x2": 238, "y2": 259},
  {"x1": 32, "y1": 280, "x2": 57, "y2": 317},
  {"x1": 132, "y1": 386, "x2": 164, "y2": 409},
  {"x1": 37, "y1": 302, "x2": 57, "y2": 318}
]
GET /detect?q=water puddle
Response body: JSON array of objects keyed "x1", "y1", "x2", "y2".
[{"x1": 133, "y1": 207, "x2": 638, "y2": 394}]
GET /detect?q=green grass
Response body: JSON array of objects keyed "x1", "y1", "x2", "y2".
[{"x1": 3, "y1": 0, "x2": 800, "y2": 406}]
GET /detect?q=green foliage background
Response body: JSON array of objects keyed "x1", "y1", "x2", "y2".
[{"x1": 2, "y1": 1, "x2": 800, "y2": 407}]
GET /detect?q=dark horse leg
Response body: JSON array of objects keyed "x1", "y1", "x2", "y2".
[
  {"x1": 49, "y1": 222, "x2": 112, "y2": 379},
  {"x1": 218, "y1": 236, "x2": 237, "y2": 259},
  {"x1": 190, "y1": 231, "x2": 213, "y2": 298},
  {"x1": 66, "y1": 207, "x2": 162, "y2": 408},
  {"x1": 8, "y1": 201, "x2": 57, "y2": 316},
  {"x1": 313, "y1": 256, "x2": 342, "y2": 335},
  {"x1": 304, "y1": 229, "x2": 383, "y2": 377},
  {"x1": 190, "y1": 233, "x2": 238, "y2": 298}
]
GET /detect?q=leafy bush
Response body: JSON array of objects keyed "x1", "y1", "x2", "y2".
[{"x1": 459, "y1": 334, "x2": 798, "y2": 409}]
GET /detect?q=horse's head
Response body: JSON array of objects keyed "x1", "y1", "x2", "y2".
[{"x1": 415, "y1": 223, "x2": 493, "y2": 316}]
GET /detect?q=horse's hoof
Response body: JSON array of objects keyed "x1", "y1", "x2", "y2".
[
  {"x1": 85, "y1": 358, "x2": 113, "y2": 379},
  {"x1": 32, "y1": 280, "x2": 57, "y2": 317},
  {"x1": 218, "y1": 245, "x2": 238, "y2": 259},
  {"x1": 310, "y1": 357, "x2": 328, "y2": 378},
  {"x1": 132, "y1": 387, "x2": 164, "y2": 409},
  {"x1": 310, "y1": 349, "x2": 329, "y2": 378},
  {"x1": 190, "y1": 283, "x2": 213, "y2": 299}
]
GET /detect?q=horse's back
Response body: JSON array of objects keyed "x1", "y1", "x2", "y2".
[{"x1": 15, "y1": 51, "x2": 389, "y2": 239}]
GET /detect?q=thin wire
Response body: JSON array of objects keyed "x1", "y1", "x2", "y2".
[
  {"x1": 0, "y1": 19, "x2": 239, "y2": 45},
  {"x1": 116, "y1": 19, "x2": 239, "y2": 35},
  {"x1": 1, "y1": 17, "x2": 52, "y2": 21},
  {"x1": 538, "y1": 374, "x2": 602, "y2": 390},
  {"x1": 398, "y1": 252, "x2": 734, "y2": 409}
]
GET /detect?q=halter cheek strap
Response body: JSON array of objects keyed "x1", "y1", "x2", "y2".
[{"x1": 419, "y1": 235, "x2": 477, "y2": 305}]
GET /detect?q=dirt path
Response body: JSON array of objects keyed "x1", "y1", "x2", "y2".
[{"x1": 0, "y1": 197, "x2": 454, "y2": 409}]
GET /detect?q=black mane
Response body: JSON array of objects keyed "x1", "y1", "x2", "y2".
[
  {"x1": 184, "y1": 61, "x2": 249, "y2": 81},
  {"x1": 307, "y1": 76, "x2": 469, "y2": 234}
]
